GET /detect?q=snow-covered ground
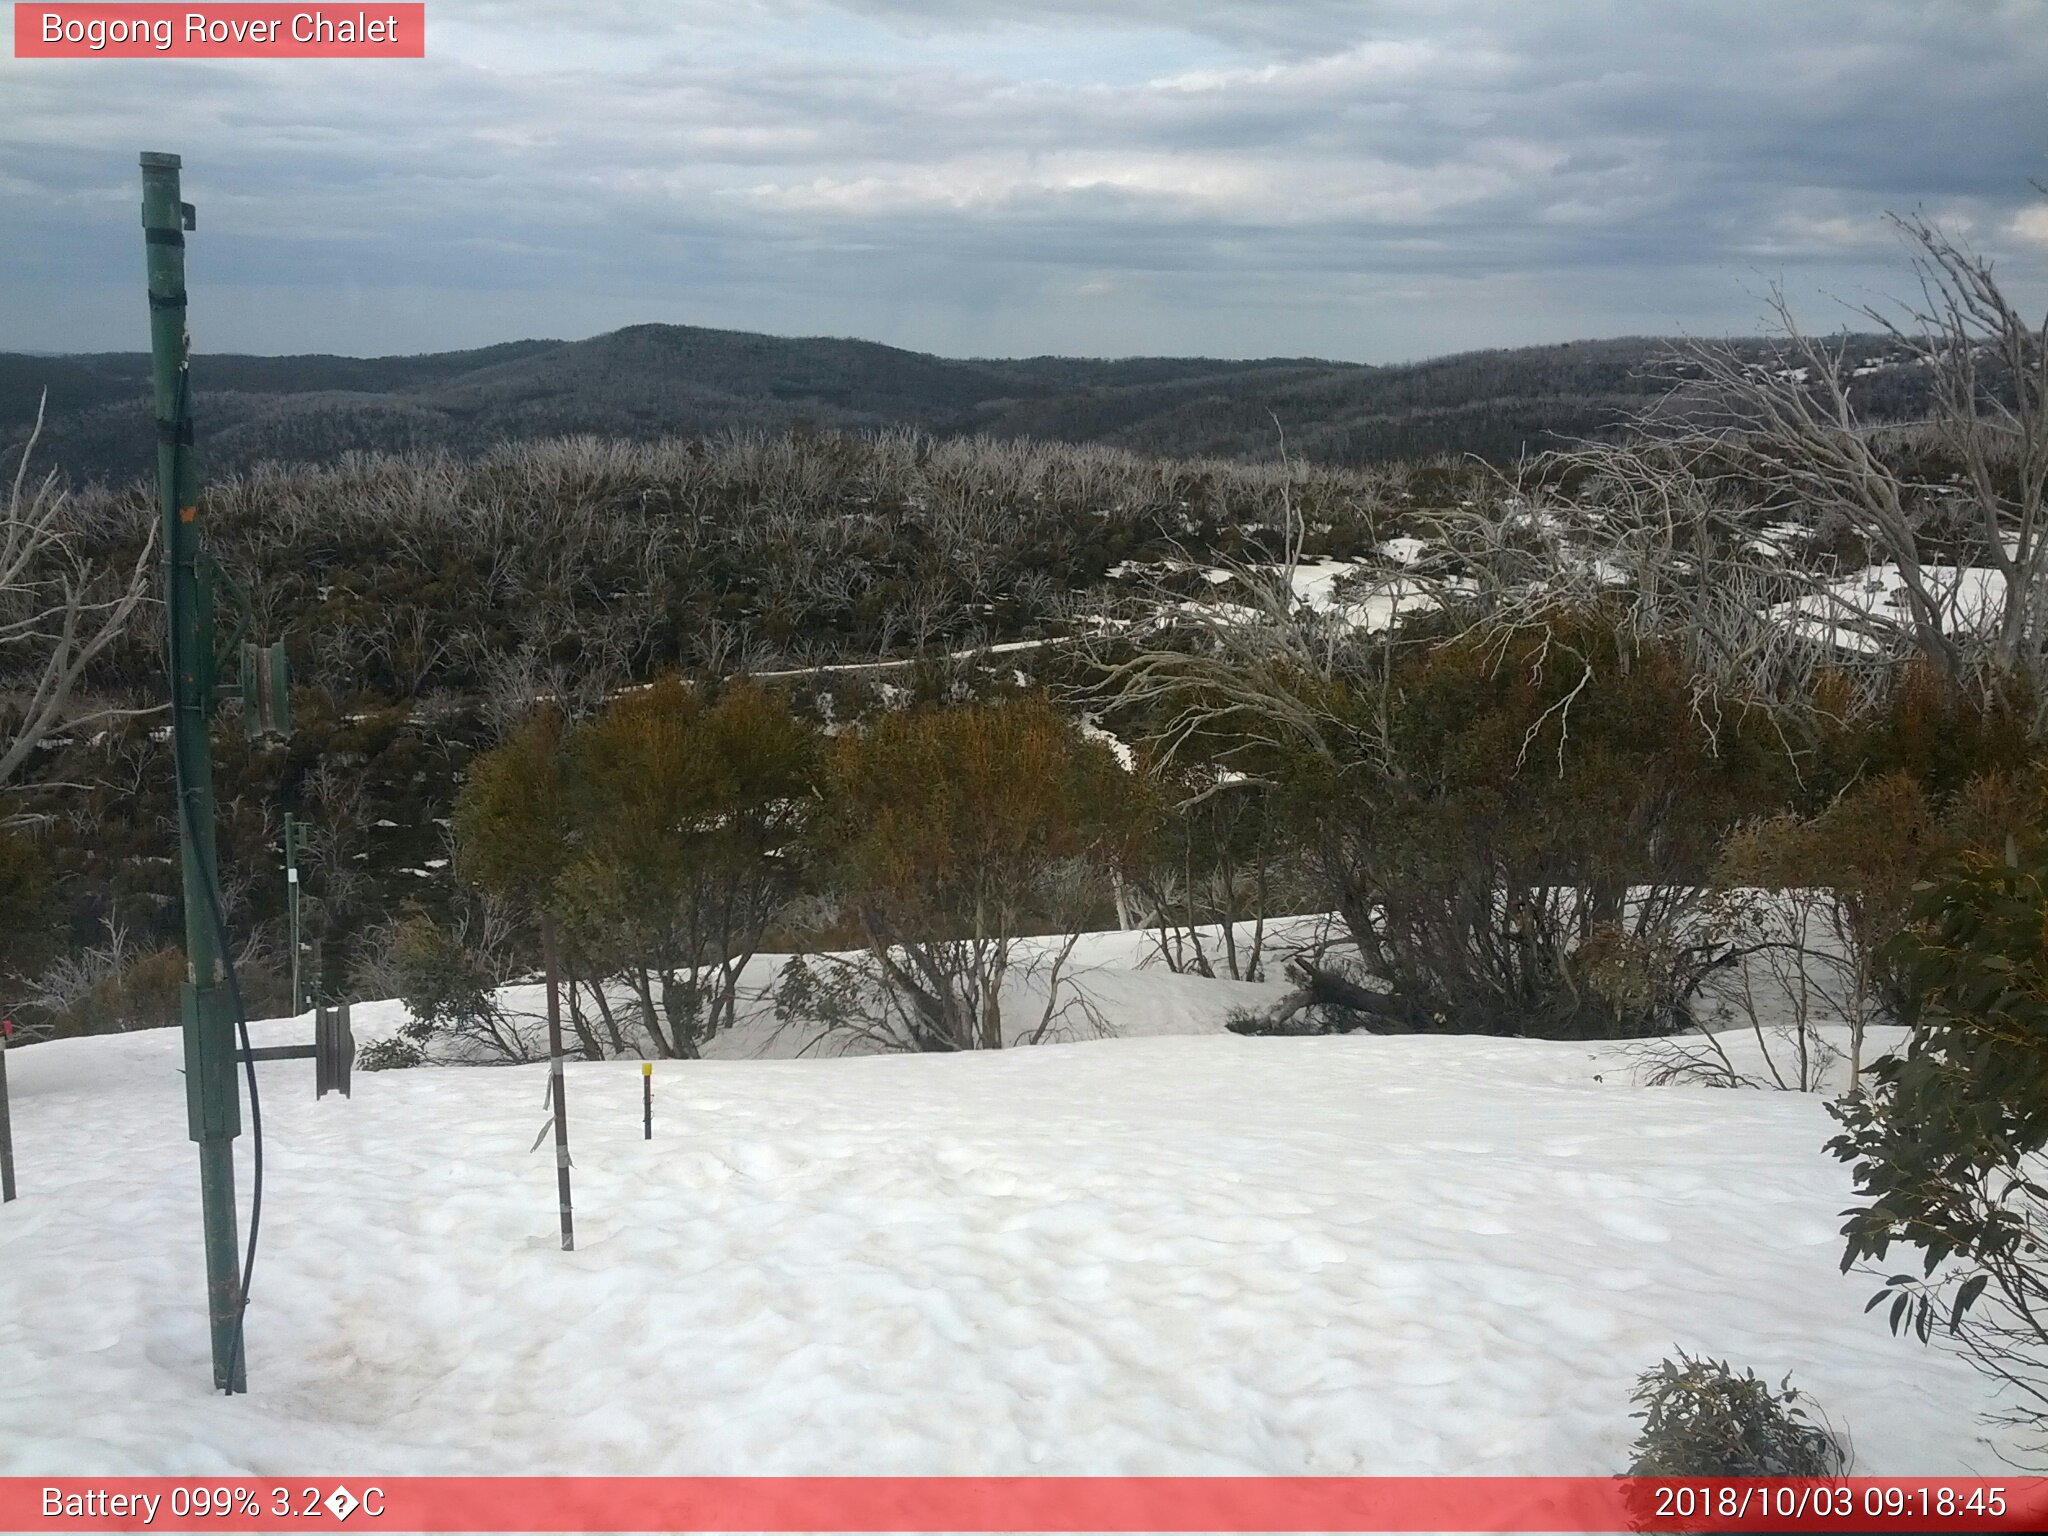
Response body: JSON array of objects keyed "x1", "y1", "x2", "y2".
[
  {"x1": 1770, "y1": 561, "x2": 2010, "y2": 654},
  {"x1": 0, "y1": 934, "x2": 2023, "y2": 1476}
]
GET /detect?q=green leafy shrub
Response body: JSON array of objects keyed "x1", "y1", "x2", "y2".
[
  {"x1": 1624, "y1": 1352, "x2": 1846, "y2": 1476},
  {"x1": 1827, "y1": 846, "x2": 2048, "y2": 1456},
  {"x1": 1173, "y1": 609, "x2": 1788, "y2": 1041},
  {"x1": 355, "y1": 1032, "x2": 428, "y2": 1072},
  {"x1": 386, "y1": 913, "x2": 535, "y2": 1064}
]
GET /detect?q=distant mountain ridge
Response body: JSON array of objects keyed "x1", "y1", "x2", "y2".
[{"x1": 0, "y1": 322, "x2": 1924, "y2": 485}]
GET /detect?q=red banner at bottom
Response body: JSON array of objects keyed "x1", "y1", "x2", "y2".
[{"x1": 6, "y1": 1477, "x2": 2046, "y2": 1533}]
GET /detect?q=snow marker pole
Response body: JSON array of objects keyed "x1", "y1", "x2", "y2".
[
  {"x1": 284, "y1": 814, "x2": 302, "y2": 1014},
  {"x1": 541, "y1": 914, "x2": 574, "y2": 1251},
  {"x1": 642, "y1": 1061, "x2": 652, "y2": 1140},
  {"x1": 143, "y1": 151, "x2": 247, "y2": 1394},
  {"x1": 0, "y1": 1019, "x2": 16, "y2": 1202}
]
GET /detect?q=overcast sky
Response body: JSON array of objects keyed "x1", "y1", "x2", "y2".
[{"x1": 2, "y1": 0, "x2": 2045, "y2": 362}]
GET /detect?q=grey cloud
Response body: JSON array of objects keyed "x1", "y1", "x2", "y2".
[{"x1": 0, "y1": 0, "x2": 2042, "y2": 360}]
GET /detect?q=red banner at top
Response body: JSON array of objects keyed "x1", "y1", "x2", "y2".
[{"x1": 13, "y1": 5, "x2": 425, "y2": 58}]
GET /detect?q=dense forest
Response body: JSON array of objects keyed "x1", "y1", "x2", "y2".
[{"x1": 0, "y1": 324, "x2": 1934, "y2": 486}]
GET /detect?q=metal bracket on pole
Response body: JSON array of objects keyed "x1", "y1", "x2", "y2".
[
  {"x1": 318, "y1": 1003, "x2": 354, "y2": 1100},
  {"x1": 237, "y1": 1004, "x2": 351, "y2": 1100},
  {"x1": 240, "y1": 640, "x2": 292, "y2": 739}
]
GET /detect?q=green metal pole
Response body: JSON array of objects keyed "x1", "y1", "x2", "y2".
[{"x1": 142, "y1": 151, "x2": 245, "y2": 1393}]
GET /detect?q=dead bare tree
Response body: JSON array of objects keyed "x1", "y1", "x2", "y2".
[
  {"x1": 1090, "y1": 435, "x2": 1756, "y2": 1040},
  {"x1": 0, "y1": 397, "x2": 156, "y2": 786},
  {"x1": 1638, "y1": 886, "x2": 1848, "y2": 1092},
  {"x1": 1504, "y1": 210, "x2": 2048, "y2": 724}
]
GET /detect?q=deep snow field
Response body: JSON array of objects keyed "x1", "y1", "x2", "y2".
[{"x1": 0, "y1": 927, "x2": 2025, "y2": 1477}]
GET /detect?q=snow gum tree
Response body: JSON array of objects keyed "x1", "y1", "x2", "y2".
[
  {"x1": 453, "y1": 705, "x2": 573, "y2": 899},
  {"x1": 1, "y1": 400, "x2": 154, "y2": 789},
  {"x1": 1314, "y1": 613, "x2": 1791, "y2": 1037},
  {"x1": 1512, "y1": 211, "x2": 2048, "y2": 725},
  {"x1": 1124, "y1": 604, "x2": 1787, "y2": 1039},
  {"x1": 802, "y1": 694, "x2": 1136, "y2": 1051},
  {"x1": 454, "y1": 680, "x2": 820, "y2": 1060},
  {"x1": 445, "y1": 706, "x2": 583, "y2": 1056},
  {"x1": 554, "y1": 678, "x2": 818, "y2": 1059}
]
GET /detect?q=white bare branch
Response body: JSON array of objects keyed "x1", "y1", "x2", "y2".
[{"x1": 0, "y1": 394, "x2": 158, "y2": 787}]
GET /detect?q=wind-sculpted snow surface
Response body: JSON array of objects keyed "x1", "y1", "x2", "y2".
[{"x1": 0, "y1": 993, "x2": 2020, "y2": 1474}]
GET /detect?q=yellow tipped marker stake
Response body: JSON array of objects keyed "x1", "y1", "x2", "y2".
[{"x1": 642, "y1": 1062, "x2": 653, "y2": 1141}]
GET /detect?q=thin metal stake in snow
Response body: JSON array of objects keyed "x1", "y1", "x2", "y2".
[
  {"x1": 0, "y1": 1019, "x2": 17, "y2": 1202},
  {"x1": 642, "y1": 1061, "x2": 653, "y2": 1141},
  {"x1": 541, "y1": 915, "x2": 574, "y2": 1251}
]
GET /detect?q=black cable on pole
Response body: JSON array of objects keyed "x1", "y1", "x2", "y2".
[{"x1": 207, "y1": 812, "x2": 262, "y2": 1399}]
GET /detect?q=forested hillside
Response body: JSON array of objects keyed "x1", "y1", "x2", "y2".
[{"x1": 0, "y1": 325, "x2": 1929, "y2": 485}]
